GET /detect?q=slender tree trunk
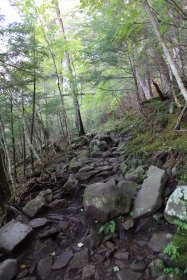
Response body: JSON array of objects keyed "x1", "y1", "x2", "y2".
[
  {"x1": 143, "y1": 0, "x2": 187, "y2": 102},
  {"x1": 55, "y1": 0, "x2": 85, "y2": 136},
  {"x1": 10, "y1": 90, "x2": 17, "y2": 182},
  {"x1": 35, "y1": 9, "x2": 69, "y2": 138},
  {"x1": 22, "y1": 94, "x2": 26, "y2": 178},
  {"x1": 0, "y1": 147, "x2": 11, "y2": 212},
  {"x1": 0, "y1": 116, "x2": 15, "y2": 188}
]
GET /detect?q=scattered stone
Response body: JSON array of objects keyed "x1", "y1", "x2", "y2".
[
  {"x1": 0, "y1": 220, "x2": 33, "y2": 253},
  {"x1": 83, "y1": 178, "x2": 132, "y2": 222},
  {"x1": 149, "y1": 232, "x2": 172, "y2": 252},
  {"x1": 69, "y1": 248, "x2": 89, "y2": 270},
  {"x1": 57, "y1": 221, "x2": 69, "y2": 231},
  {"x1": 89, "y1": 139, "x2": 107, "y2": 152},
  {"x1": 119, "y1": 162, "x2": 128, "y2": 175},
  {"x1": 117, "y1": 180, "x2": 138, "y2": 198},
  {"x1": 122, "y1": 219, "x2": 134, "y2": 231},
  {"x1": 85, "y1": 231, "x2": 101, "y2": 250},
  {"x1": 29, "y1": 218, "x2": 48, "y2": 229},
  {"x1": 22, "y1": 196, "x2": 46, "y2": 218},
  {"x1": 130, "y1": 261, "x2": 146, "y2": 272},
  {"x1": 81, "y1": 265, "x2": 95, "y2": 280},
  {"x1": 164, "y1": 185, "x2": 187, "y2": 223},
  {"x1": 16, "y1": 269, "x2": 28, "y2": 279},
  {"x1": 37, "y1": 256, "x2": 53, "y2": 280},
  {"x1": 114, "y1": 251, "x2": 129, "y2": 261},
  {"x1": 76, "y1": 170, "x2": 100, "y2": 181},
  {"x1": 52, "y1": 250, "x2": 73, "y2": 269},
  {"x1": 39, "y1": 227, "x2": 58, "y2": 238},
  {"x1": 133, "y1": 166, "x2": 167, "y2": 218},
  {"x1": 39, "y1": 189, "x2": 53, "y2": 203},
  {"x1": 48, "y1": 214, "x2": 64, "y2": 221},
  {"x1": 63, "y1": 174, "x2": 79, "y2": 192},
  {"x1": 117, "y1": 268, "x2": 141, "y2": 280},
  {"x1": 0, "y1": 259, "x2": 17, "y2": 280},
  {"x1": 49, "y1": 199, "x2": 68, "y2": 209},
  {"x1": 148, "y1": 259, "x2": 163, "y2": 278},
  {"x1": 156, "y1": 276, "x2": 167, "y2": 280}
]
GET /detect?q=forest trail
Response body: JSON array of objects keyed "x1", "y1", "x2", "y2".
[{"x1": 0, "y1": 132, "x2": 177, "y2": 280}]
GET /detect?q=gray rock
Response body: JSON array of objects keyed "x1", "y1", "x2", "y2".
[
  {"x1": 125, "y1": 166, "x2": 145, "y2": 184},
  {"x1": 0, "y1": 259, "x2": 17, "y2": 280},
  {"x1": 164, "y1": 185, "x2": 187, "y2": 223},
  {"x1": 81, "y1": 265, "x2": 95, "y2": 280},
  {"x1": 69, "y1": 248, "x2": 89, "y2": 270},
  {"x1": 149, "y1": 232, "x2": 172, "y2": 252},
  {"x1": 0, "y1": 220, "x2": 33, "y2": 253},
  {"x1": 122, "y1": 219, "x2": 134, "y2": 230},
  {"x1": 117, "y1": 180, "x2": 138, "y2": 198},
  {"x1": 39, "y1": 189, "x2": 53, "y2": 203},
  {"x1": 83, "y1": 178, "x2": 132, "y2": 222},
  {"x1": 37, "y1": 256, "x2": 53, "y2": 280},
  {"x1": 94, "y1": 132, "x2": 111, "y2": 142},
  {"x1": 117, "y1": 268, "x2": 141, "y2": 280},
  {"x1": 29, "y1": 218, "x2": 48, "y2": 229},
  {"x1": 156, "y1": 276, "x2": 167, "y2": 280},
  {"x1": 22, "y1": 196, "x2": 46, "y2": 218},
  {"x1": 119, "y1": 162, "x2": 128, "y2": 175},
  {"x1": 89, "y1": 139, "x2": 107, "y2": 152},
  {"x1": 130, "y1": 261, "x2": 146, "y2": 271},
  {"x1": 16, "y1": 269, "x2": 28, "y2": 279},
  {"x1": 75, "y1": 170, "x2": 99, "y2": 181},
  {"x1": 49, "y1": 199, "x2": 68, "y2": 209},
  {"x1": 148, "y1": 259, "x2": 163, "y2": 278},
  {"x1": 114, "y1": 251, "x2": 129, "y2": 260},
  {"x1": 63, "y1": 174, "x2": 79, "y2": 192},
  {"x1": 52, "y1": 250, "x2": 73, "y2": 269},
  {"x1": 133, "y1": 166, "x2": 167, "y2": 218}
]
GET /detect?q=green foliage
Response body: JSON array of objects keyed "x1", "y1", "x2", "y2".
[
  {"x1": 163, "y1": 218, "x2": 187, "y2": 277},
  {"x1": 99, "y1": 220, "x2": 116, "y2": 235},
  {"x1": 164, "y1": 242, "x2": 179, "y2": 261}
]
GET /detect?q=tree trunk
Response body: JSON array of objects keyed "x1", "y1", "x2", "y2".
[
  {"x1": 55, "y1": 0, "x2": 85, "y2": 136},
  {"x1": 0, "y1": 147, "x2": 11, "y2": 212},
  {"x1": 10, "y1": 90, "x2": 17, "y2": 182},
  {"x1": 143, "y1": 0, "x2": 187, "y2": 102}
]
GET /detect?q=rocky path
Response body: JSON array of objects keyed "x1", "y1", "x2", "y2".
[{"x1": 0, "y1": 132, "x2": 181, "y2": 280}]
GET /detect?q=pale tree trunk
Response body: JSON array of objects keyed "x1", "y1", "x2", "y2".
[
  {"x1": 10, "y1": 90, "x2": 17, "y2": 182},
  {"x1": 0, "y1": 116, "x2": 15, "y2": 189},
  {"x1": 35, "y1": 9, "x2": 69, "y2": 138},
  {"x1": 136, "y1": 71, "x2": 152, "y2": 99},
  {"x1": 55, "y1": 0, "x2": 85, "y2": 136},
  {"x1": 143, "y1": 0, "x2": 187, "y2": 102}
]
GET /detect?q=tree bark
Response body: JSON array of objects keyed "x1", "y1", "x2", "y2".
[
  {"x1": 143, "y1": 0, "x2": 187, "y2": 102},
  {"x1": 55, "y1": 0, "x2": 85, "y2": 136}
]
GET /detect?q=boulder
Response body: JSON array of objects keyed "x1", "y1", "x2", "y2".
[
  {"x1": 0, "y1": 220, "x2": 33, "y2": 253},
  {"x1": 117, "y1": 180, "x2": 138, "y2": 198},
  {"x1": 83, "y1": 178, "x2": 132, "y2": 222},
  {"x1": 63, "y1": 174, "x2": 79, "y2": 193},
  {"x1": 0, "y1": 259, "x2": 17, "y2": 280},
  {"x1": 149, "y1": 232, "x2": 172, "y2": 252},
  {"x1": 94, "y1": 132, "x2": 111, "y2": 142},
  {"x1": 22, "y1": 196, "x2": 46, "y2": 218},
  {"x1": 164, "y1": 185, "x2": 187, "y2": 223},
  {"x1": 133, "y1": 166, "x2": 167, "y2": 218}
]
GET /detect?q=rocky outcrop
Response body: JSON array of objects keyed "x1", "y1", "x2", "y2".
[
  {"x1": 83, "y1": 178, "x2": 132, "y2": 222},
  {"x1": 133, "y1": 166, "x2": 167, "y2": 218},
  {"x1": 164, "y1": 185, "x2": 187, "y2": 223}
]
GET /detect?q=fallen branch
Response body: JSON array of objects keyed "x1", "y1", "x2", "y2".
[{"x1": 174, "y1": 102, "x2": 187, "y2": 130}]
